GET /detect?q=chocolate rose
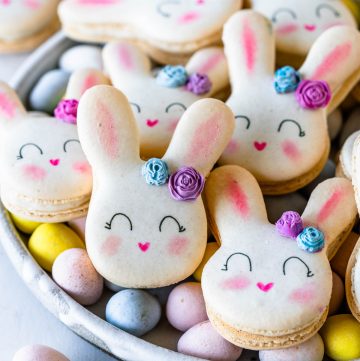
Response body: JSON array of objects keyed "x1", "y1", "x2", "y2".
[
  {"x1": 54, "y1": 99, "x2": 79, "y2": 124},
  {"x1": 297, "y1": 226, "x2": 325, "y2": 253},
  {"x1": 142, "y1": 158, "x2": 169, "y2": 186},
  {"x1": 275, "y1": 211, "x2": 304, "y2": 239},
  {"x1": 186, "y1": 73, "x2": 212, "y2": 95},
  {"x1": 295, "y1": 80, "x2": 331, "y2": 110}
]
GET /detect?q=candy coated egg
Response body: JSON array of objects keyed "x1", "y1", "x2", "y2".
[
  {"x1": 67, "y1": 216, "x2": 86, "y2": 241},
  {"x1": 28, "y1": 223, "x2": 85, "y2": 271},
  {"x1": 193, "y1": 242, "x2": 219, "y2": 282},
  {"x1": 59, "y1": 45, "x2": 103, "y2": 72},
  {"x1": 104, "y1": 279, "x2": 126, "y2": 293},
  {"x1": 106, "y1": 289, "x2": 161, "y2": 337},
  {"x1": 10, "y1": 213, "x2": 41, "y2": 234},
  {"x1": 52, "y1": 248, "x2": 103, "y2": 305},
  {"x1": 13, "y1": 345, "x2": 69, "y2": 361},
  {"x1": 328, "y1": 272, "x2": 344, "y2": 316},
  {"x1": 259, "y1": 333, "x2": 324, "y2": 361},
  {"x1": 148, "y1": 284, "x2": 176, "y2": 306},
  {"x1": 320, "y1": 314, "x2": 360, "y2": 361},
  {"x1": 166, "y1": 282, "x2": 207, "y2": 332},
  {"x1": 177, "y1": 320, "x2": 242, "y2": 361}
]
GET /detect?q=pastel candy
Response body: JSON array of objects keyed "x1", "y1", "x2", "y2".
[
  {"x1": 166, "y1": 282, "x2": 207, "y2": 332},
  {"x1": 327, "y1": 109, "x2": 343, "y2": 140},
  {"x1": 10, "y1": 213, "x2": 41, "y2": 234},
  {"x1": 104, "y1": 279, "x2": 126, "y2": 293},
  {"x1": 259, "y1": 333, "x2": 324, "y2": 361},
  {"x1": 106, "y1": 289, "x2": 161, "y2": 337},
  {"x1": 28, "y1": 223, "x2": 85, "y2": 272},
  {"x1": 59, "y1": 45, "x2": 103, "y2": 73},
  {"x1": 12, "y1": 345, "x2": 69, "y2": 361},
  {"x1": 29, "y1": 70, "x2": 70, "y2": 113},
  {"x1": 148, "y1": 284, "x2": 176, "y2": 307},
  {"x1": 193, "y1": 242, "x2": 219, "y2": 282},
  {"x1": 52, "y1": 248, "x2": 103, "y2": 306},
  {"x1": 177, "y1": 321, "x2": 242, "y2": 361},
  {"x1": 328, "y1": 272, "x2": 344, "y2": 316},
  {"x1": 67, "y1": 216, "x2": 86, "y2": 241}
]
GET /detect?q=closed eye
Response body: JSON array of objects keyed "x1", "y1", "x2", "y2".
[
  {"x1": 316, "y1": 4, "x2": 340, "y2": 18},
  {"x1": 222, "y1": 253, "x2": 252, "y2": 272},
  {"x1": 157, "y1": 0, "x2": 181, "y2": 17},
  {"x1": 105, "y1": 213, "x2": 133, "y2": 231},
  {"x1": 17, "y1": 143, "x2": 43, "y2": 160},
  {"x1": 283, "y1": 256, "x2": 314, "y2": 278},
  {"x1": 235, "y1": 115, "x2": 250, "y2": 130},
  {"x1": 130, "y1": 102, "x2": 141, "y2": 113},
  {"x1": 159, "y1": 215, "x2": 186, "y2": 233},
  {"x1": 278, "y1": 119, "x2": 305, "y2": 137},
  {"x1": 63, "y1": 139, "x2": 80, "y2": 153},
  {"x1": 166, "y1": 102, "x2": 187, "y2": 113},
  {"x1": 272, "y1": 8, "x2": 297, "y2": 23}
]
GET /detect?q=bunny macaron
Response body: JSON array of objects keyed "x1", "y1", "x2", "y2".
[
  {"x1": 77, "y1": 85, "x2": 234, "y2": 288},
  {"x1": 58, "y1": 0, "x2": 242, "y2": 64},
  {"x1": 202, "y1": 165, "x2": 357, "y2": 349},
  {"x1": 219, "y1": 10, "x2": 360, "y2": 194},
  {"x1": 103, "y1": 41, "x2": 229, "y2": 158}
]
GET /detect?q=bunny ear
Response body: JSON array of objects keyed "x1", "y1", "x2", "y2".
[
  {"x1": 77, "y1": 85, "x2": 140, "y2": 171},
  {"x1": 162, "y1": 98, "x2": 235, "y2": 177},
  {"x1": 65, "y1": 68, "x2": 111, "y2": 100},
  {"x1": 300, "y1": 26, "x2": 360, "y2": 94},
  {"x1": 352, "y1": 134, "x2": 360, "y2": 211},
  {"x1": 0, "y1": 82, "x2": 26, "y2": 125},
  {"x1": 204, "y1": 165, "x2": 268, "y2": 243},
  {"x1": 301, "y1": 178, "x2": 357, "y2": 260},
  {"x1": 102, "y1": 41, "x2": 151, "y2": 87},
  {"x1": 223, "y1": 10, "x2": 275, "y2": 89},
  {"x1": 185, "y1": 47, "x2": 229, "y2": 95}
]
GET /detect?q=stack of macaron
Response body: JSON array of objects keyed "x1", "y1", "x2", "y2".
[{"x1": 2, "y1": 1, "x2": 360, "y2": 361}]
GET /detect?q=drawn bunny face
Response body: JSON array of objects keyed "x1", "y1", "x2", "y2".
[
  {"x1": 202, "y1": 165, "x2": 356, "y2": 349},
  {"x1": 219, "y1": 11, "x2": 360, "y2": 193},
  {"x1": 103, "y1": 42, "x2": 229, "y2": 158},
  {"x1": 77, "y1": 85, "x2": 234, "y2": 288},
  {"x1": 251, "y1": 0, "x2": 357, "y2": 56}
]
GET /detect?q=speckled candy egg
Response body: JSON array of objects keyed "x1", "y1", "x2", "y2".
[
  {"x1": 177, "y1": 321, "x2": 242, "y2": 361},
  {"x1": 13, "y1": 345, "x2": 69, "y2": 361},
  {"x1": 106, "y1": 289, "x2": 161, "y2": 337},
  {"x1": 166, "y1": 282, "x2": 207, "y2": 332},
  {"x1": 259, "y1": 333, "x2": 324, "y2": 361},
  {"x1": 328, "y1": 272, "x2": 344, "y2": 316},
  {"x1": 52, "y1": 248, "x2": 103, "y2": 306}
]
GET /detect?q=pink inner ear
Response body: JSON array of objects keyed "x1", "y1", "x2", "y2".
[
  {"x1": 118, "y1": 45, "x2": 133, "y2": 70},
  {"x1": 0, "y1": 93, "x2": 15, "y2": 119},
  {"x1": 197, "y1": 52, "x2": 225, "y2": 74},
  {"x1": 243, "y1": 20, "x2": 256, "y2": 73},
  {"x1": 227, "y1": 179, "x2": 249, "y2": 218},
  {"x1": 317, "y1": 189, "x2": 344, "y2": 224},
  {"x1": 311, "y1": 43, "x2": 352, "y2": 81},
  {"x1": 81, "y1": 74, "x2": 101, "y2": 97},
  {"x1": 96, "y1": 101, "x2": 119, "y2": 159}
]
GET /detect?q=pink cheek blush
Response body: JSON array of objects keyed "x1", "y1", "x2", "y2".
[
  {"x1": 23, "y1": 164, "x2": 46, "y2": 181},
  {"x1": 168, "y1": 236, "x2": 188, "y2": 256},
  {"x1": 221, "y1": 276, "x2": 251, "y2": 290},
  {"x1": 101, "y1": 235, "x2": 121, "y2": 256},
  {"x1": 178, "y1": 11, "x2": 200, "y2": 24},
  {"x1": 276, "y1": 23, "x2": 299, "y2": 36},
  {"x1": 73, "y1": 161, "x2": 91, "y2": 174},
  {"x1": 282, "y1": 140, "x2": 301, "y2": 161},
  {"x1": 289, "y1": 285, "x2": 316, "y2": 304}
]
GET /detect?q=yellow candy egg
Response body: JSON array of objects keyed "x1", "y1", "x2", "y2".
[
  {"x1": 320, "y1": 314, "x2": 360, "y2": 361},
  {"x1": 10, "y1": 213, "x2": 42, "y2": 234},
  {"x1": 28, "y1": 223, "x2": 85, "y2": 271},
  {"x1": 193, "y1": 242, "x2": 219, "y2": 282}
]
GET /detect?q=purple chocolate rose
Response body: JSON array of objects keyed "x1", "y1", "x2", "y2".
[
  {"x1": 54, "y1": 99, "x2": 79, "y2": 124},
  {"x1": 169, "y1": 166, "x2": 205, "y2": 201},
  {"x1": 295, "y1": 80, "x2": 331, "y2": 110},
  {"x1": 275, "y1": 211, "x2": 304, "y2": 239},
  {"x1": 186, "y1": 73, "x2": 212, "y2": 95}
]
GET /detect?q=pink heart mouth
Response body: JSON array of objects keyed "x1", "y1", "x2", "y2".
[
  {"x1": 138, "y1": 242, "x2": 150, "y2": 252},
  {"x1": 146, "y1": 119, "x2": 159, "y2": 128},
  {"x1": 257, "y1": 282, "x2": 274, "y2": 292},
  {"x1": 304, "y1": 24, "x2": 316, "y2": 32},
  {"x1": 49, "y1": 159, "x2": 60, "y2": 166},
  {"x1": 254, "y1": 141, "x2": 267, "y2": 151}
]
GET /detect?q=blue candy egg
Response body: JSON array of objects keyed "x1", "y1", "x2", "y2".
[{"x1": 105, "y1": 289, "x2": 161, "y2": 337}]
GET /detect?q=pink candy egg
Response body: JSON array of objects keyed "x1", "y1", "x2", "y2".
[
  {"x1": 166, "y1": 282, "x2": 207, "y2": 332},
  {"x1": 329, "y1": 271, "x2": 345, "y2": 315},
  {"x1": 67, "y1": 216, "x2": 86, "y2": 240},
  {"x1": 52, "y1": 248, "x2": 103, "y2": 306},
  {"x1": 13, "y1": 345, "x2": 69, "y2": 361},
  {"x1": 177, "y1": 320, "x2": 242, "y2": 361}
]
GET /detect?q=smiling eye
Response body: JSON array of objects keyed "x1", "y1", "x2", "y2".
[
  {"x1": 316, "y1": 4, "x2": 340, "y2": 18},
  {"x1": 222, "y1": 253, "x2": 252, "y2": 272},
  {"x1": 272, "y1": 8, "x2": 297, "y2": 23},
  {"x1": 157, "y1": 0, "x2": 180, "y2": 17},
  {"x1": 17, "y1": 143, "x2": 43, "y2": 160},
  {"x1": 130, "y1": 102, "x2": 141, "y2": 114},
  {"x1": 235, "y1": 115, "x2": 250, "y2": 130},
  {"x1": 278, "y1": 119, "x2": 305, "y2": 137},
  {"x1": 159, "y1": 215, "x2": 186, "y2": 232},
  {"x1": 283, "y1": 256, "x2": 314, "y2": 278},
  {"x1": 105, "y1": 213, "x2": 133, "y2": 231},
  {"x1": 165, "y1": 102, "x2": 187, "y2": 113},
  {"x1": 63, "y1": 139, "x2": 80, "y2": 153}
]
